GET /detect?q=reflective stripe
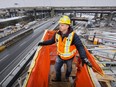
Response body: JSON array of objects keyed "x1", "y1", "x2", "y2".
[
  {"x1": 58, "y1": 49, "x2": 76, "y2": 57},
  {"x1": 65, "y1": 32, "x2": 74, "y2": 53},
  {"x1": 55, "y1": 33, "x2": 60, "y2": 47}
]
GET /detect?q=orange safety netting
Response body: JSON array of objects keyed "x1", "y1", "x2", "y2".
[
  {"x1": 84, "y1": 47, "x2": 104, "y2": 75},
  {"x1": 26, "y1": 46, "x2": 50, "y2": 87},
  {"x1": 25, "y1": 30, "x2": 55, "y2": 87},
  {"x1": 24, "y1": 30, "x2": 104, "y2": 87},
  {"x1": 75, "y1": 64, "x2": 95, "y2": 87}
]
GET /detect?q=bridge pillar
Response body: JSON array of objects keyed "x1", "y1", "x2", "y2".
[
  {"x1": 94, "y1": 13, "x2": 100, "y2": 24},
  {"x1": 33, "y1": 8, "x2": 37, "y2": 20},
  {"x1": 62, "y1": 12, "x2": 64, "y2": 15},
  {"x1": 106, "y1": 12, "x2": 113, "y2": 26},
  {"x1": 100, "y1": 13, "x2": 103, "y2": 19},
  {"x1": 48, "y1": 12, "x2": 50, "y2": 18},
  {"x1": 74, "y1": 11, "x2": 76, "y2": 17},
  {"x1": 80, "y1": 13, "x2": 82, "y2": 17},
  {"x1": 51, "y1": 7, "x2": 55, "y2": 17},
  {"x1": 6, "y1": 9, "x2": 11, "y2": 18},
  {"x1": 41, "y1": 12, "x2": 43, "y2": 19},
  {"x1": 94, "y1": 13, "x2": 98, "y2": 20}
]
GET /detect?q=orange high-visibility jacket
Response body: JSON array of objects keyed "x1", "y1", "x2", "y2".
[{"x1": 55, "y1": 31, "x2": 77, "y2": 60}]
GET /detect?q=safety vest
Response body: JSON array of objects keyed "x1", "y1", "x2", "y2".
[{"x1": 55, "y1": 32, "x2": 77, "y2": 60}]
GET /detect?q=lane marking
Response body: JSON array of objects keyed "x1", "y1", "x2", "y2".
[
  {"x1": 0, "y1": 54, "x2": 9, "y2": 62},
  {"x1": 19, "y1": 41, "x2": 26, "y2": 46}
]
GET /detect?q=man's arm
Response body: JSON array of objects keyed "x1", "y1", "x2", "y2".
[
  {"x1": 38, "y1": 33, "x2": 56, "y2": 46},
  {"x1": 73, "y1": 33, "x2": 86, "y2": 59},
  {"x1": 72, "y1": 33, "x2": 92, "y2": 67}
]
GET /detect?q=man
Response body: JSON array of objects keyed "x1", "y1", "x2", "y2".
[{"x1": 38, "y1": 15, "x2": 92, "y2": 82}]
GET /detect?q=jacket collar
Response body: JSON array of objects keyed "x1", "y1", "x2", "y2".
[{"x1": 57, "y1": 27, "x2": 73, "y2": 37}]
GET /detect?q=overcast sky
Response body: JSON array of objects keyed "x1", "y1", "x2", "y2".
[{"x1": 0, "y1": 0, "x2": 116, "y2": 8}]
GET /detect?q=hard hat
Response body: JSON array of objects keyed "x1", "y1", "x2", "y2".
[{"x1": 59, "y1": 15, "x2": 71, "y2": 25}]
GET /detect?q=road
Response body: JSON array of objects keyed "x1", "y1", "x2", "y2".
[{"x1": 0, "y1": 17, "x2": 59, "y2": 82}]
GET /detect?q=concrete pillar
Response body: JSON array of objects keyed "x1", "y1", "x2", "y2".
[
  {"x1": 38, "y1": 13, "x2": 41, "y2": 19},
  {"x1": 107, "y1": 12, "x2": 113, "y2": 26},
  {"x1": 33, "y1": 9, "x2": 37, "y2": 20},
  {"x1": 43, "y1": 12, "x2": 45, "y2": 18},
  {"x1": 94, "y1": 13, "x2": 98, "y2": 20},
  {"x1": 47, "y1": 12, "x2": 49, "y2": 18},
  {"x1": 100, "y1": 13, "x2": 103, "y2": 19},
  {"x1": 47, "y1": 12, "x2": 50, "y2": 18},
  {"x1": 80, "y1": 13, "x2": 82, "y2": 17},
  {"x1": 41, "y1": 12, "x2": 43, "y2": 19},
  {"x1": 62, "y1": 12, "x2": 64, "y2": 15},
  {"x1": 74, "y1": 11, "x2": 76, "y2": 17},
  {"x1": 94, "y1": 13, "x2": 99, "y2": 23},
  {"x1": 51, "y1": 7, "x2": 55, "y2": 17},
  {"x1": 7, "y1": 9, "x2": 11, "y2": 18}
]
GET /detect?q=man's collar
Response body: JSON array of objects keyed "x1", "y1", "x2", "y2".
[{"x1": 57, "y1": 28, "x2": 73, "y2": 37}]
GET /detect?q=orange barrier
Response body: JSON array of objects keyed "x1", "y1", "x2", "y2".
[
  {"x1": 26, "y1": 47, "x2": 50, "y2": 87},
  {"x1": 24, "y1": 30, "x2": 104, "y2": 87},
  {"x1": 75, "y1": 46, "x2": 104, "y2": 87},
  {"x1": 24, "y1": 30, "x2": 55, "y2": 87},
  {"x1": 84, "y1": 47, "x2": 104, "y2": 75},
  {"x1": 75, "y1": 65, "x2": 95, "y2": 87},
  {"x1": 47, "y1": 31, "x2": 57, "y2": 65}
]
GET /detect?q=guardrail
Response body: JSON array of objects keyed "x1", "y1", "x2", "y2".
[
  {"x1": 0, "y1": 46, "x2": 37, "y2": 87},
  {"x1": 0, "y1": 19, "x2": 54, "y2": 52},
  {"x1": 0, "y1": 18, "x2": 53, "y2": 47},
  {"x1": 0, "y1": 28, "x2": 33, "y2": 47},
  {"x1": 0, "y1": 29, "x2": 33, "y2": 52}
]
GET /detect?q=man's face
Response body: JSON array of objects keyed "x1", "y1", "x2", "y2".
[{"x1": 59, "y1": 23, "x2": 69, "y2": 32}]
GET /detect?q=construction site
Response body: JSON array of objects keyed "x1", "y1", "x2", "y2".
[{"x1": 0, "y1": 0, "x2": 116, "y2": 87}]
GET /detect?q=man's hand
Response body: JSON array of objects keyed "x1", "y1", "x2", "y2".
[
  {"x1": 82, "y1": 58, "x2": 92, "y2": 67},
  {"x1": 38, "y1": 42, "x2": 44, "y2": 46}
]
